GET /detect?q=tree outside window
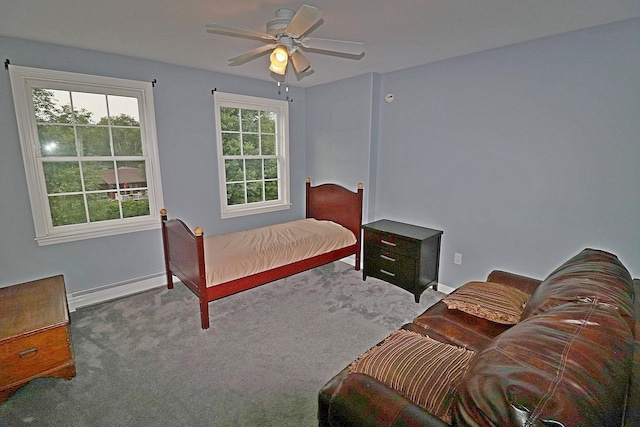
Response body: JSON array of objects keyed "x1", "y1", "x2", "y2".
[
  {"x1": 214, "y1": 92, "x2": 290, "y2": 218},
  {"x1": 9, "y1": 66, "x2": 163, "y2": 245}
]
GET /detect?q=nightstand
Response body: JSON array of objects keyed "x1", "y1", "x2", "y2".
[
  {"x1": 0, "y1": 275, "x2": 76, "y2": 401},
  {"x1": 362, "y1": 219, "x2": 443, "y2": 302}
]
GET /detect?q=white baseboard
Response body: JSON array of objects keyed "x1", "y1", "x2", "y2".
[
  {"x1": 66, "y1": 261, "x2": 455, "y2": 312},
  {"x1": 67, "y1": 273, "x2": 167, "y2": 312},
  {"x1": 437, "y1": 283, "x2": 455, "y2": 294}
]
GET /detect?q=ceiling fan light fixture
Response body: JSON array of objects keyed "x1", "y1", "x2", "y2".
[{"x1": 269, "y1": 45, "x2": 289, "y2": 75}]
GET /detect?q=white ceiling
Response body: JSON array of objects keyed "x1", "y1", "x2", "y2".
[{"x1": 1, "y1": 0, "x2": 638, "y2": 88}]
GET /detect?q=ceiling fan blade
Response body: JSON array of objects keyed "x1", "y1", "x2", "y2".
[
  {"x1": 206, "y1": 23, "x2": 275, "y2": 41},
  {"x1": 290, "y1": 50, "x2": 311, "y2": 73},
  {"x1": 228, "y1": 44, "x2": 278, "y2": 64},
  {"x1": 301, "y1": 37, "x2": 364, "y2": 56},
  {"x1": 285, "y1": 5, "x2": 323, "y2": 38}
]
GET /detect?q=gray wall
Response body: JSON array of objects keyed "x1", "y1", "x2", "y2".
[
  {"x1": 0, "y1": 37, "x2": 306, "y2": 292},
  {"x1": 375, "y1": 19, "x2": 640, "y2": 286},
  {"x1": 305, "y1": 73, "x2": 376, "y2": 219},
  {"x1": 306, "y1": 19, "x2": 639, "y2": 288},
  {"x1": 2, "y1": 18, "x2": 638, "y2": 296}
]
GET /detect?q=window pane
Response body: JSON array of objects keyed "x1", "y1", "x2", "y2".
[
  {"x1": 265, "y1": 181, "x2": 279, "y2": 201},
  {"x1": 43, "y1": 161, "x2": 82, "y2": 194},
  {"x1": 108, "y1": 95, "x2": 139, "y2": 125},
  {"x1": 222, "y1": 133, "x2": 241, "y2": 156},
  {"x1": 246, "y1": 181, "x2": 263, "y2": 203},
  {"x1": 49, "y1": 194, "x2": 86, "y2": 226},
  {"x1": 264, "y1": 159, "x2": 278, "y2": 179},
  {"x1": 38, "y1": 125, "x2": 77, "y2": 157},
  {"x1": 245, "y1": 159, "x2": 262, "y2": 180},
  {"x1": 260, "y1": 111, "x2": 276, "y2": 133},
  {"x1": 243, "y1": 134, "x2": 259, "y2": 155},
  {"x1": 72, "y1": 92, "x2": 107, "y2": 125},
  {"x1": 87, "y1": 192, "x2": 120, "y2": 222},
  {"x1": 262, "y1": 134, "x2": 276, "y2": 155},
  {"x1": 78, "y1": 126, "x2": 111, "y2": 156},
  {"x1": 227, "y1": 183, "x2": 245, "y2": 205},
  {"x1": 81, "y1": 161, "x2": 113, "y2": 191},
  {"x1": 220, "y1": 107, "x2": 239, "y2": 131},
  {"x1": 112, "y1": 128, "x2": 142, "y2": 156},
  {"x1": 241, "y1": 109, "x2": 259, "y2": 132},
  {"x1": 33, "y1": 89, "x2": 72, "y2": 124},
  {"x1": 122, "y1": 198, "x2": 150, "y2": 218},
  {"x1": 225, "y1": 159, "x2": 244, "y2": 182},
  {"x1": 115, "y1": 161, "x2": 147, "y2": 189}
]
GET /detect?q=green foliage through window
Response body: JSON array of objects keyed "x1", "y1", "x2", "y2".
[
  {"x1": 219, "y1": 105, "x2": 280, "y2": 206},
  {"x1": 33, "y1": 88, "x2": 149, "y2": 227}
]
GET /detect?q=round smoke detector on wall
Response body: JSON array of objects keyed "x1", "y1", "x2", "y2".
[{"x1": 384, "y1": 93, "x2": 394, "y2": 103}]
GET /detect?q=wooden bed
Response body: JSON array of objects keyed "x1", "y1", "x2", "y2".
[{"x1": 160, "y1": 178, "x2": 364, "y2": 329}]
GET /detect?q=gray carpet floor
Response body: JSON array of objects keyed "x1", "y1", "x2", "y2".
[{"x1": 1, "y1": 262, "x2": 444, "y2": 427}]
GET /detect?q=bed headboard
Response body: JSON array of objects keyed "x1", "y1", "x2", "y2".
[{"x1": 305, "y1": 177, "x2": 364, "y2": 242}]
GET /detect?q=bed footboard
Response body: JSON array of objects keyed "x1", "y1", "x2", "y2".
[{"x1": 160, "y1": 209, "x2": 210, "y2": 328}]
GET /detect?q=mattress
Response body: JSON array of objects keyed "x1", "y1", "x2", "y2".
[{"x1": 203, "y1": 218, "x2": 356, "y2": 287}]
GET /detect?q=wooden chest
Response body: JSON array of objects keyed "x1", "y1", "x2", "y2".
[{"x1": 0, "y1": 275, "x2": 76, "y2": 402}]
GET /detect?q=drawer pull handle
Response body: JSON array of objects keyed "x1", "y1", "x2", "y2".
[
  {"x1": 381, "y1": 239, "x2": 396, "y2": 247},
  {"x1": 380, "y1": 254, "x2": 396, "y2": 262},
  {"x1": 380, "y1": 269, "x2": 396, "y2": 277},
  {"x1": 19, "y1": 347, "x2": 38, "y2": 359}
]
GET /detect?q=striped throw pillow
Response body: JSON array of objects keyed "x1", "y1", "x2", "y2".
[
  {"x1": 348, "y1": 329, "x2": 475, "y2": 424},
  {"x1": 443, "y1": 281, "x2": 531, "y2": 324}
]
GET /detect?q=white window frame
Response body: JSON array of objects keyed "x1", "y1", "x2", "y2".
[
  {"x1": 9, "y1": 65, "x2": 164, "y2": 245},
  {"x1": 214, "y1": 91, "x2": 290, "y2": 219}
]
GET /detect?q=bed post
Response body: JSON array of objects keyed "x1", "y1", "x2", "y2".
[
  {"x1": 305, "y1": 177, "x2": 311, "y2": 216},
  {"x1": 194, "y1": 226, "x2": 210, "y2": 329},
  {"x1": 160, "y1": 209, "x2": 173, "y2": 290},
  {"x1": 355, "y1": 183, "x2": 364, "y2": 270}
]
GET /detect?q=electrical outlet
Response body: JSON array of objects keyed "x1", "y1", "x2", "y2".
[{"x1": 454, "y1": 253, "x2": 462, "y2": 265}]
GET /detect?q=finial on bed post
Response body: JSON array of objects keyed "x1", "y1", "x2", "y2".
[
  {"x1": 194, "y1": 226, "x2": 203, "y2": 236},
  {"x1": 306, "y1": 177, "x2": 311, "y2": 184},
  {"x1": 160, "y1": 208, "x2": 167, "y2": 220},
  {"x1": 358, "y1": 183, "x2": 363, "y2": 189}
]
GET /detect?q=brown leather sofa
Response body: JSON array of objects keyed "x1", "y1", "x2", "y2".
[{"x1": 319, "y1": 248, "x2": 639, "y2": 426}]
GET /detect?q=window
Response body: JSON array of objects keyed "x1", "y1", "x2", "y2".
[
  {"x1": 214, "y1": 91, "x2": 290, "y2": 218},
  {"x1": 9, "y1": 65, "x2": 164, "y2": 245}
]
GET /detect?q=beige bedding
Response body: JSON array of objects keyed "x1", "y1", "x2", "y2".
[{"x1": 203, "y1": 218, "x2": 356, "y2": 287}]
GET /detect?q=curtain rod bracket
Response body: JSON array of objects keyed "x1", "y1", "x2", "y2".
[
  {"x1": 4, "y1": 59, "x2": 10, "y2": 70},
  {"x1": 151, "y1": 79, "x2": 157, "y2": 87},
  {"x1": 212, "y1": 88, "x2": 217, "y2": 95}
]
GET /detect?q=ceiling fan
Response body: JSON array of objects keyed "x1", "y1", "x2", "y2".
[{"x1": 206, "y1": 5, "x2": 364, "y2": 76}]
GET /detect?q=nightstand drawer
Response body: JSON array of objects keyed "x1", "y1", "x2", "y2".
[
  {"x1": 364, "y1": 248, "x2": 416, "y2": 291},
  {"x1": 0, "y1": 326, "x2": 73, "y2": 386},
  {"x1": 364, "y1": 230, "x2": 420, "y2": 257}
]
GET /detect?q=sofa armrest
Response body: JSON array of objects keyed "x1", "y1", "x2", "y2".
[
  {"x1": 486, "y1": 270, "x2": 542, "y2": 294},
  {"x1": 624, "y1": 279, "x2": 640, "y2": 426},
  {"x1": 319, "y1": 372, "x2": 449, "y2": 427}
]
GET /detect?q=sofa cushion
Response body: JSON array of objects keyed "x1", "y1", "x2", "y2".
[
  {"x1": 349, "y1": 329, "x2": 475, "y2": 424},
  {"x1": 411, "y1": 302, "x2": 511, "y2": 351},
  {"x1": 454, "y1": 301, "x2": 634, "y2": 426},
  {"x1": 442, "y1": 281, "x2": 531, "y2": 324},
  {"x1": 520, "y1": 248, "x2": 635, "y2": 330}
]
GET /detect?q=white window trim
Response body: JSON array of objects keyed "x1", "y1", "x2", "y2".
[
  {"x1": 9, "y1": 65, "x2": 164, "y2": 245},
  {"x1": 214, "y1": 91, "x2": 290, "y2": 219}
]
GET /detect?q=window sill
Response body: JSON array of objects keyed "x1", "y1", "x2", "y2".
[{"x1": 35, "y1": 220, "x2": 161, "y2": 246}]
